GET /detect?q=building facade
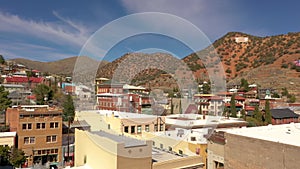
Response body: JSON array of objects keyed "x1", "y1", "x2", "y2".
[
  {"x1": 0, "y1": 131, "x2": 16, "y2": 147},
  {"x1": 75, "y1": 129, "x2": 153, "y2": 169},
  {"x1": 6, "y1": 105, "x2": 63, "y2": 167}
]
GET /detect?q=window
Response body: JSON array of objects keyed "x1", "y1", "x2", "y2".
[
  {"x1": 191, "y1": 137, "x2": 196, "y2": 141},
  {"x1": 24, "y1": 137, "x2": 35, "y2": 144},
  {"x1": 108, "y1": 124, "x2": 111, "y2": 130},
  {"x1": 145, "y1": 125, "x2": 150, "y2": 132},
  {"x1": 24, "y1": 137, "x2": 29, "y2": 144},
  {"x1": 124, "y1": 126, "x2": 129, "y2": 133},
  {"x1": 36, "y1": 123, "x2": 45, "y2": 129},
  {"x1": 46, "y1": 135, "x2": 57, "y2": 143},
  {"x1": 50, "y1": 122, "x2": 59, "y2": 128},
  {"x1": 30, "y1": 137, "x2": 35, "y2": 144},
  {"x1": 22, "y1": 123, "x2": 32, "y2": 130},
  {"x1": 137, "y1": 125, "x2": 142, "y2": 134},
  {"x1": 131, "y1": 126, "x2": 135, "y2": 134},
  {"x1": 22, "y1": 124, "x2": 27, "y2": 130},
  {"x1": 52, "y1": 135, "x2": 57, "y2": 142},
  {"x1": 168, "y1": 146, "x2": 172, "y2": 151},
  {"x1": 154, "y1": 124, "x2": 158, "y2": 132},
  {"x1": 46, "y1": 136, "x2": 51, "y2": 142},
  {"x1": 160, "y1": 144, "x2": 163, "y2": 149},
  {"x1": 19, "y1": 115, "x2": 23, "y2": 119},
  {"x1": 179, "y1": 150, "x2": 183, "y2": 155},
  {"x1": 160, "y1": 124, "x2": 164, "y2": 131}
]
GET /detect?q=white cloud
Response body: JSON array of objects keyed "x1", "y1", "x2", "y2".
[
  {"x1": 0, "y1": 11, "x2": 93, "y2": 61},
  {"x1": 121, "y1": 0, "x2": 242, "y2": 40},
  {"x1": 0, "y1": 12, "x2": 89, "y2": 50}
]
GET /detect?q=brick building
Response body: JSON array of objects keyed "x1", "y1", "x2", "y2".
[
  {"x1": 6, "y1": 105, "x2": 63, "y2": 167},
  {"x1": 96, "y1": 82, "x2": 147, "y2": 113},
  {"x1": 270, "y1": 108, "x2": 299, "y2": 125},
  {"x1": 4, "y1": 76, "x2": 47, "y2": 89}
]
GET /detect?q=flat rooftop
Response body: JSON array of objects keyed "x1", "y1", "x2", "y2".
[
  {"x1": 152, "y1": 148, "x2": 183, "y2": 162},
  {"x1": 226, "y1": 123, "x2": 300, "y2": 147},
  {"x1": 0, "y1": 131, "x2": 16, "y2": 137},
  {"x1": 90, "y1": 131, "x2": 147, "y2": 148},
  {"x1": 166, "y1": 114, "x2": 247, "y2": 128},
  {"x1": 154, "y1": 128, "x2": 209, "y2": 144},
  {"x1": 98, "y1": 110, "x2": 158, "y2": 119}
]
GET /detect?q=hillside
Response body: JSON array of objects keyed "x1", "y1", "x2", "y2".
[
  {"x1": 96, "y1": 32, "x2": 300, "y2": 91},
  {"x1": 11, "y1": 56, "x2": 108, "y2": 76},
  {"x1": 184, "y1": 32, "x2": 300, "y2": 79},
  {"x1": 11, "y1": 32, "x2": 300, "y2": 99}
]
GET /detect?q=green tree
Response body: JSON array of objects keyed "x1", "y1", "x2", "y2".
[
  {"x1": 62, "y1": 94, "x2": 75, "y2": 122},
  {"x1": 33, "y1": 84, "x2": 53, "y2": 105},
  {"x1": 0, "y1": 86, "x2": 12, "y2": 112},
  {"x1": 288, "y1": 94, "x2": 296, "y2": 103},
  {"x1": 179, "y1": 99, "x2": 183, "y2": 114},
  {"x1": 281, "y1": 87, "x2": 289, "y2": 96},
  {"x1": 202, "y1": 83, "x2": 211, "y2": 94},
  {"x1": 265, "y1": 100, "x2": 272, "y2": 124},
  {"x1": 254, "y1": 105, "x2": 263, "y2": 125},
  {"x1": 240, "y1": 78, "x2": 249, "y2": 92},
  {"x1": 0, "y1": 55, "x2": 5, "y2": 64},
  {"x1": 0, "y1": 145, "x2": 10, "y2": 165},
  {"x1": 230, "y1": 94, "x2": 237, "y2": 117},
  {"x1": 241, "y1": 109, "x2": 246, "y2": 120},
  {"x1": 170, "y1": 97, "x2": 174, "y2": 114},
  {"x1": 9, "y1": 147, "x2": 26, "y2": 168},
  {"x1": 223, "y1": 106, "x2": 230, "y2": 119}
]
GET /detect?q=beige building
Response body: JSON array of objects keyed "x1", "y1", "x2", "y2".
[
  {"x1": 75, "y1": 129, "x2": 152, "y2": 169},
  {"x1": 75, "y1": 110, "x2": 205, "y2": 169},
  {"x1": 143, "y1": 128, "x2": 207, "y2": 168},
  {"x1": 0, "y1": 131, "x2": 16, "y2": 147},
  {"x1": 74, "y1": 129, "x2": 204, "y2": 169},
  {"x1": 75, "y1": 110, "x2": 165, "y2": 135}
]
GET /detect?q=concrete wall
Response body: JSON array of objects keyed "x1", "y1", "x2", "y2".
[
  {"x1": 225, "y1": 133, "x2": 300, "y2": 169},
  {"x1": 207, "y1": 142, "x2": 224, "y2": 169},
  {"x1": 153, "y1": 156, "x2": 203, "y2": 169}
]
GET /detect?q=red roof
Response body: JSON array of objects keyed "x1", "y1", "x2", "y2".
[
  {"x1": 245, "y1": 106, "x2": 255, "y2": 111},
  {"x1": 235, "y1": 95, "x2": 246, "y2": 101},
  {"x1": 6, "y1": 76, "x2": 44, "y2": 83},
  {"x1": 27, "y1": 95, "x2": 36, "y2": 100},
  {"x1": 208, "y1": 96, "x2": 223, "y2": 101},
  {"x1": 225, "y1": 103, "x2": 243, "y2": 107}
]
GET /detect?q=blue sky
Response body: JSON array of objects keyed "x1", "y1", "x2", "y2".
[{"x1": 1, "y1": 0, "x2": 300, "y2": 62}]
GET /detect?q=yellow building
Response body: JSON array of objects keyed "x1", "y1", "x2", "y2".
[
  {"x1": 142, "y1": 128, "x2": 207, "y2": 168},
  {"x1": 75, "y1": 110, "x2": 165, "y2": 135},
  {"x1": 75, "y1": 129, "x2": 152, "y2": 169},
  {"x1": 0, "y1": 131, "x2": 16, "y2": 147},
  {"x1": 74, "y1": 111, "x2": 205, "y2": 169}
]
